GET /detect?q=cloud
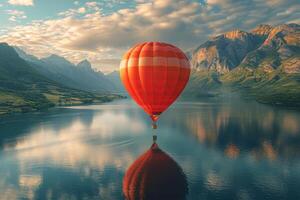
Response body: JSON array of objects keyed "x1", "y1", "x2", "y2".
[
  {"x1": 6, "y1": 9, "x2": 27, "y2": 21},
  {"x1": 85, "y1": 1, "x2": 98, "y2": 7},
  {"x1": 8, "y1": 0, "x2": 34, "y2": 6},
  {"x1": 59, "y1": 7, "x2": 87, "y2": 17},
  {"x1": 0, "y1": 0, "x2": 299, "y2": 72},
  {"x1": 85, "y1": 1, "x2": 101, "y2": 11}
]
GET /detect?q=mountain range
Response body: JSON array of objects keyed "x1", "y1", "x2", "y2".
[
  {"x1": 0, "y1": 43, "x2": 121, "y2": 115},
  {"x1": 15, "y1": 47, "x2": 117, "y2": 93},
  {"x1": 185, "y1": 23, "x2": 300, "y2": 106},
  {"x1": 0, "y1": 23, "x2": 299, "y2": 115}
]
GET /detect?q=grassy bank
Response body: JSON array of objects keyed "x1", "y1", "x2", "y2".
[
  {"x1": 0, "y1": 88, "x2": 124, "y2": 116},
  {"x1": 183, "y1": 69, "x2": 300, "y2": 107}
]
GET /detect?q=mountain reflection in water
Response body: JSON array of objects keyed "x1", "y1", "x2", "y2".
[{"x1": 0, "y1": 99, "x2": 299, "y2": 200}]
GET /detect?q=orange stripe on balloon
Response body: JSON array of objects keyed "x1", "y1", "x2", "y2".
[{"x1": 120, "y1": 58, "x2": 189, "y2": 69}]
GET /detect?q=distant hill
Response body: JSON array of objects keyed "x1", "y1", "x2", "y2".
[
  {"x1": 15, "y1": 47, "x2": 118, "y2": 93},
  {"x1": 186, "y1": 23, "x2": 300, "y2": 106},
  {"x1": 0, "y1": 43, "x2": 121, "y2": 115},
  {"x1": 106, "y1": 70, "x2": 125, "y2": 93}
]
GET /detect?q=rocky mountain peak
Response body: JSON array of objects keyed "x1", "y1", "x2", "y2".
[
  {"x1": 190, "y1": 23, "x2": 299, "y2": 74},
  {"x1": 42, "y1": 54, "x2": 74, "y2": 66},
  {"x1": 222, "y1": 29, "x2": 250, "y2": 40},
  {"x1": 263, "y1": 23, "x2": 300, "y2": 47},
  {"x1": 77, "y1": 59, "x2": 92, "y2": 70},
  {"x1": 0, "y1": 42, "x2": 21, "y2": 59},
  {"x1": 190, "y1": 28, "x2": 262, "y2": 73},
  {"x1": 0, "y1": 42, "x2": 9, "y2": 47},
  {"x1": 14, "y1": 46, "x2": 40, "y2": 63},
  {"x1": 251, "y1": 24, "x2": 273, "y2": 36},
  {"x1": 47, "y1": 54, "x2": 63, "y2": 59}
]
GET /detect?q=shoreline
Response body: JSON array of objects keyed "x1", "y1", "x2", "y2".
[{"x1": 0, "y1": 95, "x2": 126, "y2": 118}]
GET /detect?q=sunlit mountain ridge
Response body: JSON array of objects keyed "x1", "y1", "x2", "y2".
[{"x1": 185, "y1": 23, "x2": 300, "y2": 106}]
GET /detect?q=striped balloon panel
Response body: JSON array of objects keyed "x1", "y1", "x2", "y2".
[{"x1": 120, "y1": 42, "x2": 190, "y2": 120}]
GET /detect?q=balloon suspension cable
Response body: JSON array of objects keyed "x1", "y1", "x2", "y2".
[
  {"x1": 152, "y1": 120, "x2": 157, "y2": 143},
  {"x1": 153, "y1": 134, "x2": 157, "y2": 143},
  {"x1": 152, "y1": 120, "x2": 157, "y2": 129}
]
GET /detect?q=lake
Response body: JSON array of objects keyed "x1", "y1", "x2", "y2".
[{"x1": 0, "y1": 96, "x2": 300, "y2": 200}]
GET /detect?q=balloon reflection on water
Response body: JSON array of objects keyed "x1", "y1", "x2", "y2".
[{"x1": 123, "y1": 142, "x2": 188, "y2": 200}]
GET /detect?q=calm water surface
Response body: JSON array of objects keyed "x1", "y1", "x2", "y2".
[{"x1": 0, "y1": 97, "x2": 300, "y2": 200}]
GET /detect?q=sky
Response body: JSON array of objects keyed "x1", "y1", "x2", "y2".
[{"x1": 0, "y1": 0, "x2": 299, "y2": 73}]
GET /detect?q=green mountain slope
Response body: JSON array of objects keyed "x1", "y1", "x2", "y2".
[
  {"x1": 222, "y1": 67, "x2": 300, "y2": 106},
  {"x1": 0, "y1": 43, "x2": 120, "y2": 115},
  {"x1": 186, "y1": 23, "x2": 300, "y2": 107},
  {"x1": 183, "y1": 70, "x2": 221, "y2": 97}
]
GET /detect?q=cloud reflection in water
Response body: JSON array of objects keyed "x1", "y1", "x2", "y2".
[{"x1": 0, "y1": 100, "x2": 299, "y2": 200}]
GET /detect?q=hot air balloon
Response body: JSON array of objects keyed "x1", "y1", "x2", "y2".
[
  {"x1": 123, "y1": 143, "x2": 188, "y2": 200},
  {"x1": 120, "y1": 42, "x2": 190, "y2": 129}
]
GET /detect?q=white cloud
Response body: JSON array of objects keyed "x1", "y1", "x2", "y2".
[
  {"x1": 59, "y1": 7, "x2": 87, "y2": 17},
  {"x1": 8, "y1": 0, "x2": 34, "y2": 6},
  {"x1": 8, "y1": 16, "x2": 17, "y2": 21},
  {"x1": 85, "y1": 1, "x2": 98, "y2": 7},
  {"x1": 1, "y1": 0, "x2": 299, "y2": 72},
  {"x1": 6, "y1": 9, "x2": 24, "y2": 15},
  {"x1": 6, "y1": 9, "x2": 27, "y2": 21}
]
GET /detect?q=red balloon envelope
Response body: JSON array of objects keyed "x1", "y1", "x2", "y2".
[{"x1": 120, "y1": 42, "x2": 191, "y2": 127}]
